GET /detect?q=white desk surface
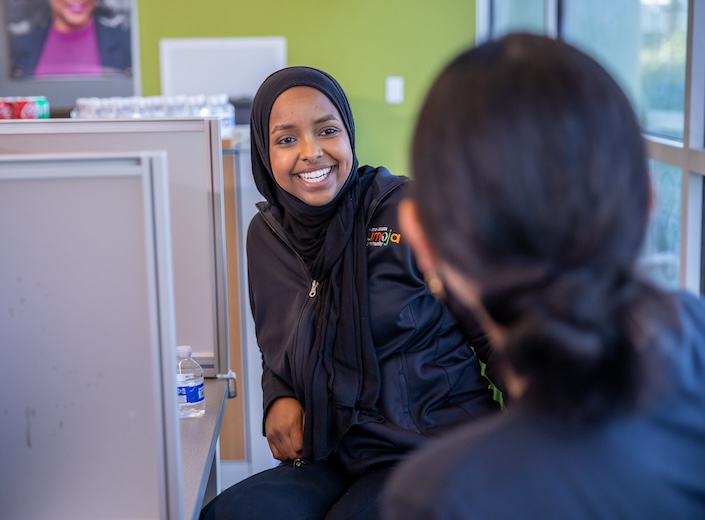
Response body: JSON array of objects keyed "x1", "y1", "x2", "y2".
[{"x1": 180, "y1": 379, "x2": 229, "y2": 520}]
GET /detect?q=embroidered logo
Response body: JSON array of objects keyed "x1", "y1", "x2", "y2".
[{"x1": 367, "y1": 226, "x2": 401, "y2": 247}]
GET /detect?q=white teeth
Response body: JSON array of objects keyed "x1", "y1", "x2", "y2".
[{"x1": 297, "y1": 167, "x2": 331, "y2": 183}]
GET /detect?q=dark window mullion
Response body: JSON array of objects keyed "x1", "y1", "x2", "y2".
[{"x1": 556, "y1": 0, "x2": 564, "y2": 40}]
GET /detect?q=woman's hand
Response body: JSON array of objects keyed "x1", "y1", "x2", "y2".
[{"x1": 264, "y1": 397, "x2": 304, "y2": 462}]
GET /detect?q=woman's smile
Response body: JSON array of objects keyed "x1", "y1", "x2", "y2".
[{"x1": 295, "y1": 166, "x2": 334, "y2": 185}]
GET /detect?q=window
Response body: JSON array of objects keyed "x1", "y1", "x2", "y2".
[
  {"x1": 562, "y1": 0, "x2": 688, "y2": 140},
  {"x1": 488, "y1": 0, "x2": 546, "y2": 37},
  {"x1": 638, "y1": 0, "x2": 688, "y2": 139},
  {"x1": 477, "y1": 0, "x2": 705, "y2": 295},
  {"x1": 640, "y1": 161, "x2": 682, "y2": 288}
]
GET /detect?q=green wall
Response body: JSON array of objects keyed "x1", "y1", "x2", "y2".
[{"x1": 137, "y1": 0, "x2": 476, "y2": 176}]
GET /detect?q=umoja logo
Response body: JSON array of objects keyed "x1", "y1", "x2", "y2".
[{"x1": 367, "y1": 226, "x2": 401, "y2": 247}]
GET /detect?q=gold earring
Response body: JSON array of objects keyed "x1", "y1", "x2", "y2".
[{"x1": 424, "y1": 270, "x2": 446, "y2": 301}]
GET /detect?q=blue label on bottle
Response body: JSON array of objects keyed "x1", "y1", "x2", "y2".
[{"x1": 178, "y1": 381, "x2": 204, "y2": 404}]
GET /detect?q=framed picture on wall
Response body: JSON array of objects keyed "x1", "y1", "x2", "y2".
[{"x1": 0, "y1": 0, "x2": 139, "y2": 111}]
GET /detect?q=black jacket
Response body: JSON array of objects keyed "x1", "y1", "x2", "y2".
[
  {"x1": 247, "y1": 167, "x2": 500, "y2": 474},
  {"x1": 383, "y1": 290, "x2": 705, "y2": 519}
]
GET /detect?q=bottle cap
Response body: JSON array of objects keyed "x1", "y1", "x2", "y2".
[{"x1": 176, "y1": 345, "x2": 192, "y2": 357}]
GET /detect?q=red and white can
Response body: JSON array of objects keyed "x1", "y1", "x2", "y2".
[
  {"x1": 12, "y1": 96, "x2": 50, "y2": 119},
  {"x1": 0, "y1": 97, "x2": 14, "y2": 119}
]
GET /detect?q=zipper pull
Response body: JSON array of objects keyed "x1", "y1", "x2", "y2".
[{"x1": 308, "y1": 279, "x2": 319, "y2": 298}]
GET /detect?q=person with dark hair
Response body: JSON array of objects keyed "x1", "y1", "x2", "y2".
[
  {"x1": 9, "y1": 0, "x2": 131, "y2": 78},
  {"x1": 198, "y1": 66, "x2": 501, "y2": 520},
  {"x1": 383, "y1": 33, "x2": 705, "y2": 519}
]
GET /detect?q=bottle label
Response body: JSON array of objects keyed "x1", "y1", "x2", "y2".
[
  {"x1": 220, "y1": 115, "x2": 234, "y2": 139},
  {"x1": 177, "y1": 377, "x2": 205, "y2": 405}
]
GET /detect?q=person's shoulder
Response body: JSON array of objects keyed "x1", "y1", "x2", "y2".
[
  {"x1": 655, "y1": 289, "x2": 705, "y2": 350},
  {"x1": 9, "y1": 22, "x2": 47, "y2": 50},
  {"x1": 383, "y1": 412, "x2": 523, "y2": 520},
  {"x1": 94, "y1": 8, "x2": 131, "y2": 32},
  {"x1": 414, "y1": 408, "x2": 520, "y2": 463},
  {"x1": 664, "y1": 289, "x2": 705, "y2": 383},
  {"x1": 94, "y1": 17, "x2": 131, "y2": 52},
  {"x1": 673, "y1": 289, "x2": 705, "y2": 319},
  {"x1": 8, "y1": 24, "x2": 48, "y2": 78},
  {"x1": 246, "y1": 204, "x2": 275, "y2": 246},
  {"x1": 361, "y1": 165, "x2": 410, "y2": 210},
  {"x1": 368, "y1": 165, "x2": 409, "y2": 191}
]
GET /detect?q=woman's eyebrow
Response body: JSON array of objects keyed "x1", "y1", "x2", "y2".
[
  {"x1": 271, "y1": 123, "x2": 295, "y2": 134},
  {"x1": 270, "y1": 113, "x2": 339, "y2": 134},
  {"x1": 313, "y1": 113, "x2": 339, "y2": 125}
]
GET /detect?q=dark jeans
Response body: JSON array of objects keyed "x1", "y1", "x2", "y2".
[{"x1": 199, "y1": 460, "x2": 395, "y2": 520}]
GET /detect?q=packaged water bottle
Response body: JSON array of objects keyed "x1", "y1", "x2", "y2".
[
  {"x1": 207, "y1": 94, "x2": 236, "y2": 146},
  {"x1": 176, "y1": 345, "x2": 205, "y2": 418}
]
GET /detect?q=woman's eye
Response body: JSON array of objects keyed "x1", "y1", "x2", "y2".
[
  {"x1": 276, "y1": 136, "x2": 295, "y2": 145},
  {"x1": 321, "y1": 127, "x2": 339, "y2": 136}
]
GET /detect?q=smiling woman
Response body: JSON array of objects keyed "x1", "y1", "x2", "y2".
[
  {"x1": 199, "y1": 66, "x2": 503, "y2": 520},
  {"x1": 7, "y1": 0, "x2": 132, "y2": 78}
]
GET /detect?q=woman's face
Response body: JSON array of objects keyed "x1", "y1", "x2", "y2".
[
  {"x1": 268, "y1": 86, "x2": 353, "y2": 207},
  {"x1": 49, "y1": 0, "x2": 96, "y2": 33}
]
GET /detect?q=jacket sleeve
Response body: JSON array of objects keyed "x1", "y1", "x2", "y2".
[
  {"x1": 260, "y1": 360, "x2": 298, "y2": 435},
  {"x1": 248, "y1": 253, "x2": 298, "y2": 434}
]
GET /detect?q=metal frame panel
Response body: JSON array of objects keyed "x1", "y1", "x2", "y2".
[{"x1": 0, "y1": 151, "x2": 182, "y2": 519}]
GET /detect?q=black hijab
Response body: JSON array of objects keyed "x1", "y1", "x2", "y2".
[{"x1": 250, "y1": 66, "x2": 381, "y2": 460}]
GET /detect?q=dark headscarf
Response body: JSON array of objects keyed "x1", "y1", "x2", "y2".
[{"x1": 250, "y1": 66, "x2": 382, "y2": 460}]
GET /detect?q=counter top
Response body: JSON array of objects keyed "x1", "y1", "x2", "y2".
[{"x1": 180, "y1": 379, "x2": 229, "y2": 520}]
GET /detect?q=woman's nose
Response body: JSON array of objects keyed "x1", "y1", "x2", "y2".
[{"x1": 300, "y1": 136, "x2": 322, "y2": 162}]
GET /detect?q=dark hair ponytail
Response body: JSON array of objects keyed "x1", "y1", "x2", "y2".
[{"x1": 484, "y1": 268, "x2": 664, "y2": 420}]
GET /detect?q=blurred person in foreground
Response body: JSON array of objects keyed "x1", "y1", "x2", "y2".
[{"x1": 383, "y1": 33, "x2": 705, "y2": 520}]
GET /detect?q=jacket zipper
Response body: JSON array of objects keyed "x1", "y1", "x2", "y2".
[
  {"x1": 256, "y1": 206, "x2": 320, "y2": 299},
  {"x1": 308, "y1": 279, "x2": 319, "y2": 297}
]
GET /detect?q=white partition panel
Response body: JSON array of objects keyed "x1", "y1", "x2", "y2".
[
  {"x1": 0, "y1": 118, "x2": 228, "y2": 376},
  {"x1": 0, "y1": 152, "x2": 182, "y2": 520},
  {"x1": 159, "y1": 37, "x2": 286, "y2": 99}
]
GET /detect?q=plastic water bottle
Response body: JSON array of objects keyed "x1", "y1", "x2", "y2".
[
  {"x1": 207, "y1": 94, "x2": 236, "y2": 145},
  {"x1": 176, "y1": 345, "x2": 205, "y2": 418}
]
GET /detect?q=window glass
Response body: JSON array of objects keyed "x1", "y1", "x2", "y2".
[
  {"x1": 562, "y1": 0, "x2": 688, "y2": 140},
  {"x1": 639, "y1": 0, "x2": 688, "y2": 139},
  {"x1": 490, "y1": 0, "x2": 545, "y2": 38},
  {"x1": 639, "y1": 160, "x2": 682, "y2": 288}
]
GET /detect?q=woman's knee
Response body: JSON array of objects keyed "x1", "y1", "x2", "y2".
[{"x1": 200, "y1": 461, "x2": 351, "y2": 520}]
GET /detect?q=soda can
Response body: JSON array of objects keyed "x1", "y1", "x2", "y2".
[
  {"x1": 13, "y1": 96, "x2": 50, "y2": 119},
  {"x1": 13, "y1": 97, "x2": 37, "y2": 119},
  {"x1": 34, "y1": 96, "x2": 50, "y2": 118},
  {"x1": 0, "y1": 97, "x2": 14, "y2": 119}
]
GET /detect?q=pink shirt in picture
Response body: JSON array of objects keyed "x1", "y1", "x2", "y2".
[{"x1": 34, "y1": 19, "x2": 101, "y2": 76}]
